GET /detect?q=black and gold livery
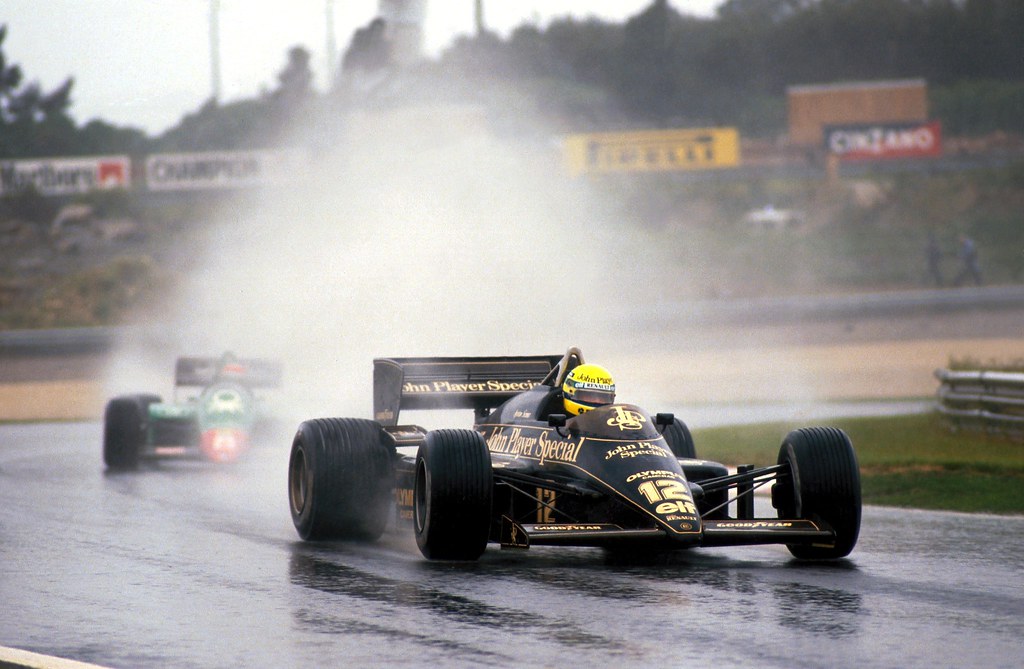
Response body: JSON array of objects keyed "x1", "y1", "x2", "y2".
[{"x1": 287, "y1": 347, "x2": 861, "y2": 561}]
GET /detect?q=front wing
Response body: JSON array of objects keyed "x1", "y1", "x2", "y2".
[
  {"x1": 499, "y1": 516, "x2": 835, "y2": 549},
  {"x1": 391, "y1": 455, "x2": 838, "y2": 552}
]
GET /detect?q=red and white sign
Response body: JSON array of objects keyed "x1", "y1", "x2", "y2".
[
  {"x1": 825, "y1": 121, "x2": 942, "y2": 160},
  {"x1": 0, "y1": 155, "x2": 130, "y2": 196},
  {"x1": 145, "y1": 149, "x2": 307, "y2": 191}
]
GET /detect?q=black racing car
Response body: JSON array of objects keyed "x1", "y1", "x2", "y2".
[{"x1": 287, "y1": 347, "x2": 861, "y2": 561}]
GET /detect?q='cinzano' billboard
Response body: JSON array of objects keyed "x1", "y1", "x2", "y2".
[{"x1": 824, "y1": 121, "x2": 942, "y2": 160}]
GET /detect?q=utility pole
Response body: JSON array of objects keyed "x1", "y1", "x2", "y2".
[
  {"x1": 325, "y1": 0, "x2": 338, "y2": 84},
  {"x1": 475, "y1": 0, "x2": 485, "y2": 35},
  {"x1": 209, "y1": 0, "x2": 221, "y2": 102}
]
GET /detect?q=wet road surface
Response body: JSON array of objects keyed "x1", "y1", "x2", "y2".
[{"x1": 1, "y1": 422, "x2": 1022, "y2": 668}]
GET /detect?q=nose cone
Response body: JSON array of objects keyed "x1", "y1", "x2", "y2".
[
  {"x1": 567, "y1": 406, "x2": 704, "y2": 539},
  {"x1": 200, "y1": 428, "x2": 248, "y2": 462}
]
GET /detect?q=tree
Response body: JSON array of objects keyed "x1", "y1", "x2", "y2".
[
  {"x1": 716, "y1": 0, "x2": 815, "y2": 23},
  {"x1": 0, "y1": 24, "x2": 77, "y2": 157},
  {"x1": 340, "y1": 18, "x2": 391, "y2": 76},
  {"x1": 618, "y1": 0, "x2": 679, "y2": 122}
]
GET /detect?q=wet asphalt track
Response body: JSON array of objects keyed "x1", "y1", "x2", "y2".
[{"x1": 1, "y1": 421, "x2": 1022, "y2": 669}]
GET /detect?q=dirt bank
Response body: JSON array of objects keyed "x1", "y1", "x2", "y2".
[{"x1": 2, "y1": 333, "x2": 1018, "y2": 421}]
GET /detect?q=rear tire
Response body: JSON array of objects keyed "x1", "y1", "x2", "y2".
[
  {"x1": 103, "y1": 394, "x2": 159, "y2": 470},
  {"x1": 288, "y1": 418, "x2": 394, "y2": 541},
  {"x1": 773, "y1": 427, "x2": 861, "y2": 559},
  {"x1": 414, "y1": 429, "x2": 493, "y2": 561},
  {"x1": 662, "y1": 417, "x2": 696, "y2": 459}
]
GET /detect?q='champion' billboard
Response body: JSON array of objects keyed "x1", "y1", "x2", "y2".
[{"x1": 145, "y1": 149, "x2": 307, "y2": 191}]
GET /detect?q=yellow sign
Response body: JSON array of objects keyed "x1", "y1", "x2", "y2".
[{"x1": 564, "y1": 127, "x2": 740, "y2": 174}]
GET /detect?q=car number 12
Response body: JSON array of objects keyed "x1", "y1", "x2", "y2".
[{"x1": 637, "y1": 479, "x2": 698, "y2": 516}]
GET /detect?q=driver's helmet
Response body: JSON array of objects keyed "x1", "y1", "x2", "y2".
[
  {"x1": 216, "y1": 352, "x2": 246, "y2": 381},
  {"x1": 562, "y1": 363, "x2": 616, "y2": 415}
]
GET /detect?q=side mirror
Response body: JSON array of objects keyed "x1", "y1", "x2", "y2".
[
  {"x1": 655, "y1": 413, "x2": 674, "y2": 434},
  {"x1": 548, "y1": 414, "x2": 567, "y2": 428},
  {"x1": 548, "y1": 413, "x2": 568, "y2": 437}
]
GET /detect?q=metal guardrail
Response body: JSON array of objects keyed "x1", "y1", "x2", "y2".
[
  {"x1": 0, "y1": 326, "x2": 118, "y2": 354},
  {"x1": 934, "y1": 368, "x2": 1024, "y2": 441},
  {"x1": 640, "y1": 284, "x2": 1024, "y2": 327},
  {"x1": 3, "y1": 286, "x2": 1024, "y2": 353}
]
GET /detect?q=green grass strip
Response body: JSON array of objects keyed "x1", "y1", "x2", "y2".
[{"x1": 692, "y1": 413, "x2": 1024, "y2": 515}]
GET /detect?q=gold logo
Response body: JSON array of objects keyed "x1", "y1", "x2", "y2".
[{"x1": 606, "y1": 406, "x2": 646, "y2": 431}]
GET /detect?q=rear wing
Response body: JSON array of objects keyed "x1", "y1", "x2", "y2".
[
  {"x1": 373, "y1": 355, "x2": 562, "y2": 426},
  {"x1": 174, "y1": 356, "x2": 283, "y2": 388}
]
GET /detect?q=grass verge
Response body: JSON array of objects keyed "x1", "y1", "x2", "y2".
[{"x1": 692, "y1": 412, "x2": 1024, "y2": 515}]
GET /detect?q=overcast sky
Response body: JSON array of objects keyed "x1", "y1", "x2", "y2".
[{"x1": 2, "y1": 1, "x2": 722, "y2": 135}]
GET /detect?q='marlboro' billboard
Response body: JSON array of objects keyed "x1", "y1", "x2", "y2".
[
  {"x1": 0, "y1": 155, "x2": 130, "y2": 196},
  {"x1": 564, "y1": 128, "x2": 740, "y2": 175},
  {"x1": 0, "y1": 150, "x2": 306, "y2": 195}
]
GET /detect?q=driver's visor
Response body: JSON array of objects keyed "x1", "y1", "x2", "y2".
[{"x1": 568, "y1": 384, "x2": 615, "y2": 406}]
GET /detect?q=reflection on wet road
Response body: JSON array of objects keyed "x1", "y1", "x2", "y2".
[{"x1": 1, "y1": 422, "x2": 1022, "y2": 668}]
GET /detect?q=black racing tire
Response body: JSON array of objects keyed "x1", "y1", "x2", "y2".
[
  {"x1": 662, "y1": 417, "x2": 697, "y2": 459},
  {"x1": 103, "y1": 394, "x2": 159, "y2": 470},
  {"x1": 288, "y1": 418, "x2": 394, "y2": 542},
  {"x1": 774, "y1": 427, "x2": 862, "y2": 560},
  {"x1": 414, "y1": 429, "x2": 493, "y2": 561}
]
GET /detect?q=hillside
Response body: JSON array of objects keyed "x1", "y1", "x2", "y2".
[{"x1": 1, "y1": 158, "x2": 1021, "y2": 331}]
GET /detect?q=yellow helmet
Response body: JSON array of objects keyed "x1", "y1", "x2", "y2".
[{"x1": 562, "y1": 363, "x2": 616, "y2": 415}]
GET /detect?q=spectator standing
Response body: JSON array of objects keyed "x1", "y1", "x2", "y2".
[
  {"x1": 926, "y1": 232, "x2": 944, "y2": 286},
  {"x1": 953, "y1": 234, "x2": 983, "y2": 286}
]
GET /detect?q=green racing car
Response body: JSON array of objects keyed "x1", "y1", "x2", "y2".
[{"x1": 103, "y1": 353, "x2": 282, "y2": 469}]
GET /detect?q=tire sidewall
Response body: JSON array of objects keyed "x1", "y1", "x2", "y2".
[
  {"x1": 288, "y1": 422, "x2": 318, "y2": 539},
  {"x1": 288, "y1": 418, "x2": 393, "y2": 541}
]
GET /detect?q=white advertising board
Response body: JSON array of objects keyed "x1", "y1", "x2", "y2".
[
  {"x1": 0, "y1": 155, "x2": 130, "y2": 196},
  {"x1": 145, "y1": 149, "x2": 307, "y2": 191}
]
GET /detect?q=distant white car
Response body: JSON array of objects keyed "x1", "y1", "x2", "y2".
[{"x1": 743, "y1": 204, "x2": 804, "y2": 229}]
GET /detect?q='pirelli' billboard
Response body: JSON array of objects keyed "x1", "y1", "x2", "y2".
[{"x1": 564, "y1": 128, "x2": 740, "y2": 175}]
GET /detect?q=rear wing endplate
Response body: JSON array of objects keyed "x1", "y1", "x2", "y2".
[
  {"x1": 373, "y1": 355, "x2": 561, "y2": 426},
  {"x1": 174, "y1": 356, "x2": 283, "y2": 388}
]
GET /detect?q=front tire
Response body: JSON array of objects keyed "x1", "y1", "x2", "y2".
[
  {"x1": 414, "y1": 429, "x2": 493, "y2": 561},
  {"x1": 103, "y1": 394, "x2": 159, "y2": 470},
  {"x1": 773, "y1": 427, "x2": 861, "y2": 559},
  {"x1": 288, "y1": 418, "x2": 394, "y2": 541}
]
